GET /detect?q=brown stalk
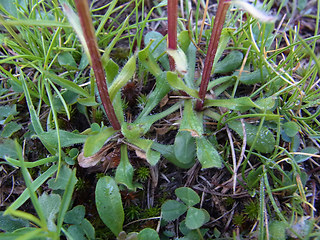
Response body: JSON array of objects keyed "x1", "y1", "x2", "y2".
[
  {"x1": 168, "y1": 0, "x2": 178, "y2": 71},
  {"x1": 196, "y1": 0, "x2": 231, "y2": 111},
  {"x1": 74, "y1": 0, "x2": 121, "y2": 130}
]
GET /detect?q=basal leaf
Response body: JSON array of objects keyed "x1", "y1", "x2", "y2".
[
  {"x1": 144, "y1": 31, "x2": 169, "y2": 70},
  {"x1": 167, "y1": 72, "x2": 199, "y2": 99},
  {"x1": 254, "y1": 96, "x2": 276, "y2": 110},
  {"x1": 109, "y1": 55, "x2": 136, "y2": 102},
  {"x1": 115, "y1": 145, "x2": 136, "y2": 191},
  {"x1": 204, "y1": 97, "x2": 259, "y2": 111},
  {"x1": 121, "y1": 122, "x2": 145, "y2": 140},
  {"x1": 180, "y1": 100, "x2": 203, "y2": 136},
  {"x1": 0, "y1": 138, "x2": 18, "y2": 159},
  {"x1": 174, "y1": 131, "x2": 196, "y2": 165},
  {"x1": 228, "y1": 120, "x2": 275, "y2": 153},
  {"x1": 37, "y1": 130, "x2": 87, "y2": 149},
  {"x1": 135, "y1": 72, "x2": 170, "y2": 120},
  {"x1": 95, "y1": 176, "x2": 124, "y2": 236},
  {"x1": 196, "y1": 137, "x2": 222, "y2": 169},
  {"x1": 83, "y1": 127, "x2": 116, "y2": 157},
  {"x1": 151, "y1": 142, "x2": 195, "y2": 169},
  {"x1": 57, "y1": 168, "x2": 77, "y2": 233},
  {"x1": 77, "y1": 96, "x2": 99, "y2": 106},
  {"x1": 238, "y1": 67, "x2": 269, "y2": 85},
  {"x1": 128, "y1": 138, "x2": 160, "y2": 166},
  {"x1": 138, "y1": 43, "x2": 162, "y2": 77},
  {"x1": 214, "y1": 51, "x2": 243, "y2": 74}
]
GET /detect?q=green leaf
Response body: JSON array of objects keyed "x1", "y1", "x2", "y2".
[
  {"x1": 269, "y1": 221, "x2": 286, "y2": 240},
  {"x1": 204, "y1": 97, "x2": 260, "y2": 111},
  {"x1": 47, "y1": 165, "x2": 72, "y2": 190},
  {"x1": 0, "y1": 105, "x2": 18, "y2": 121},
  {"x1": 174, "y1": 131, "x2": 196, "y2": 165},
  {"x1": 144, "y1": 31, "x2": 169, "y2": 71},
  {"x1": 121, "y1": 122, "x2": 145, "y2": 139},
  {"x1": 196, "y1": 137, "x2": 222, "y2": 169},
  {"x1": 185, "y1": 207, "x2": 206, "y2": 230},
  {"x1": 238, "y1": 67, "x2": 269, "y2": 85},
  {"x1": 0, "y1": 227, "x2": 45, "y2": 240},
  {"x1": 294, "y1": 147, "x2": 319, "y2": 163},
  {"x1": 135, "y1": 72, "x2": 170, "y2": 120},
  {"x1": 151, "y1": 142, "x2": 195, "y2": 169},
  {"x1": 56, "y1": 168, "x2": 77, "y2": 233},
  {"x1": 80, "y1": 218, "x2": 95, "y2": 240},
  {"x1": 38, "y1": 193, "x2": 61, "y2": 231},
  {"x1": 37, "y1": 130, "x2": 87, "y2": 149},
  {"x1": 104, "y1": 58, "x2": 119, "y2": 84},
  {"x1": 167, "y1": 71, "x2": 199, "y2": 99},
  {"x1": 283, "y1": 121, "x2": 300, "y2": 137},
  {"x1": 77, "y1": 96, "x2": 99, "y2": 106},
  {"x1": 66, "y1": 218, "x2": 95, "y2": 240},
  {"x1": 161, "y1": 200, "x2": 187, "y2": 222},
  {"x1": 44, "y1": 71, "x2": 90, "y2": 98},
  {"x1": 135, "y1": 102, "x2": 181, "y2": 134},
  {"x1": 58, "y1": 52, "x2": 77, "y2": 69},
  {"x1": 64, "y1": 205, "x2": 85, "y2": 225},
  {"x1": 109, "y1": 55, "x2": 136, "y2": 102},
  {"x1": 138, "y1": 228, "x2": 160, "y2": 240},
  {"x1": 184, "y1": 43, "x2": 197, "y2": 89},
  {"x1": 21, "y1": 73, "x2": 56, "y2": 155},
  {"x1": 0, "y1": 0, "x2": 26, "y2": 17},
  {"x1": 175, "y1": 187, "x2": 200, "y2": 207},
  {"x1": 0, "y1": 138, "x2": 18, "y2": 159},
  {"x1": 95, "y1": 176, "x2": 124, "y2": 236},
  {"x1": 212, "y1": 28, "x2": 235, "y2": 70},
  {"x1": 178, "y1": 30, "x2": 191, "y2": 53},
  {"x1": 115, "y1": 145, "x2": 136, "y2": 191},
  {"x1": 128, "y1": 138, "x2": 160, "y2": 166},
  {"x1": 138, "y1": 42, "x2": 162, "y2": 77},
  {"x1": 5, "y1": 165, "x2": 58, "y2": 212},
  {"x1": 180, "y1": 100, "x2": 203, "y2": 136},
  {"x1": 214, "y1": 51, "x2": 243, "y2": 74},
  {"x1": 83, "y1": 127, "x2": 116, "y2": 157},
  {"x1": 6, "y1": 156, "x2": 57, "y2": 168},
  {"x1": 67, "y1": 225, "x2": 87, "y2": 240},
  {"x1": 0, "y1": 211, "x2": 29, "y2": 232},
  {"x1": 228, "y1": 120, "x2": 275, "y2": 153},
  {"x1": 254, "y1": 97, "x2": 276, "y2": 110}
]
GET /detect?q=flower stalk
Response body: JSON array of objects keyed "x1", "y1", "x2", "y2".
[
  {"x1": 196, "y1": 0, "x2": 231, "y2": 111},
  {"x1": 74, "y1": 0, "x2": 121, "y2": 130},
  {"x1": 167, "y1": 0, "x2": 178, "y2": 71}
]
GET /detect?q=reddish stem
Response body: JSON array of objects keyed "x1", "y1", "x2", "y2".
[
  {"x1": 167, "y1": 0, "x2": 178, "y2": 71},
  {"x1": 196, "y1": 0, "x2": 230, "y2": 111},
  {"x1": 74, "y1": 0, "x2": 121, "y2": 130}
]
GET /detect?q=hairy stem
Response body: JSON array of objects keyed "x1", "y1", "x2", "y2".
[
  {"x1": 75, "y1": 0, "x2": 121, "y2": 130},
  {"x1": 167, "y1": 0, "x2": 178, "y2": 71},
  {"x1": 196, "y1": 0, "x2": 231, "y2": 111}
]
